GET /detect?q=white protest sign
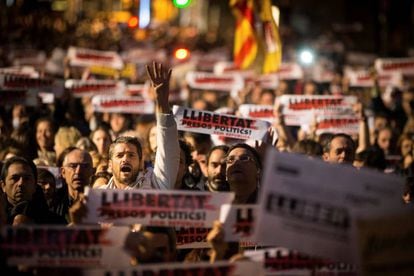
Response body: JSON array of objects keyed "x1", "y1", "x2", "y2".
[
  {"x1": 85, "y1": 260, "x2": 264, "y2": 276},
  {"x1": 254, "y1": 150, "x2": 406, "y2": 264},
  {"x1": 173, "y1": 105, "x2": 271, "y2": 141},
  {"x1": 0, "y1": 66, "x2": 39, "y2": 78},
  {"x1": 186, "y1": 71, "x2": 244, "y2": 92},
  {"x1": 316, "y1": 115, "x2": 360, "y2": 136},
  {"x1": 345, "y1": 69, "x2": 402, "y2": 88},
  {"x1": 85, "y1": 189, "x2": 234, "y2": 228},
  {"x1": 175, "y1": 227, "x2": 210, "y2": 249},
  {"x1": 244, "y1": 247, "x2": 356, "y2": 276},
  {"x1": 256, "y1": 73, "x2": 280, "y2": 89},
  {"x1": 92, "y1": 95, "x2": 155, "y2": 114},
  {"x1": 67, "y1": 46, "x2": 124, "y2": 69},
  {"x1": 219, "y1": 204, "x2": 259, "y2": 247},
  {"x1": 0, "y1": 73, "x2": 55, "y2": 89},
  {"x1": 126, "y1": 83, "x2": 150, "y2": 98},
  {"x1": 65, "y1": 79, "x2": 125, "y2": 98},
  {"x1": 276, "y1": 95, "x2": 357, "y2": 126},
  {"x1": 277, "y1": 63, "x2": 304, "y2": 80},
  {"x1": 238, "y1": 104, "x2": 275, "y2": 123},
  {"x1": 0, "y1": 225, "x2": 131, "y2": 267},
  {"x1": 375, "y1": 57, "x2": 414, "y2": 75}
]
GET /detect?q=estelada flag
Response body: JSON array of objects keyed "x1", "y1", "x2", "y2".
[
  {"x1": 230, "y1": 0, "x2": 258, "y2": 70},
  {"x1": 260, "y1": 0, "x2": 282, "y2": 73}
]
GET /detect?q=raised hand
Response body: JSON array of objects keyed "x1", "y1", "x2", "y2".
[{"x1": 146, "y1": 61, "x2": 172, "y2": 114}]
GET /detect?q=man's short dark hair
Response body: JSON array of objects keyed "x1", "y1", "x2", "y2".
[
  {"x1": 323, "y1": 133, "x2": 355, "y2": 154},
  {"x1": 179, "y1": 139, "x2": 193, "y2": 167},
  {"x1": 207, "y1": 145, "x2": 230, "y2": 165},
  {"x1": 1, "y1": 156, "x2": 37, "y2": 183},
  {"x1": 109, "y1": 136, "x2": 142, "y2": 160}
]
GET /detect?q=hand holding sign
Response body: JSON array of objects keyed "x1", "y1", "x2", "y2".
[{"x1": 146, "y1": 61, "x2": 172, "y2": 114}]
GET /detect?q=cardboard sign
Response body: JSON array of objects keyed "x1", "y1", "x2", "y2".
[
  {"x1": 84, "y1": 189, "x2": 234, "y2": 228},
  {"x1": 0, "y1": 225, "x2": 130, "y2": 267},
  {"x1": 186, "y1": 71, "x2": 244, "y2": 92},
  {"x1": 375, "y1": 57, "x2": 414, "y2": 75},
  {"x1": 345, "y1": 69, "x2": 402, "y2": 88},
  {"x1": 92, "y1": 95, "x2": 155, "y2": 114},
  {"x1": 173, "y1": 105, "x2": 271, "y2": 140},
  {"x1": 254, "y1": 150, "x2": 406, "y2": 264},
  {"x1": 276, "y1": 95, "x2": 357, "y2": 126},
  {"x1": 316, "y1": 115, "x2": 360, "y2": 135},
  {"x1": 244, "y1": 247, "x2": 356, "y2": 276},
  {"x1": 238, "y1": 104, "x2": 275, "y2": 123},
  {"x1": 67, "y1": 46, "x2": 124, "y2": 70},
  {"x1": 0, "y1": 74, "x2": 54, "y2": 89},
  {"x1": 65, "y1": 79, "x2": 125, "y2": 98},
  {"x1": 175, "y1": 227, "x2": 210, "y2": 249},
  {"x1": 357, "y1": 212, "x2": 414, "y2": 276},
  {"x1": 85, "y1": 260, "x2": 264, "y2": 276}
]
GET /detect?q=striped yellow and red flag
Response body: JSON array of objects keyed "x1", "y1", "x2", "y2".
[
  {"x1": 230, "y1": 0, "x2": 258, "y2": 70},
  {"x1": 260, "y1": 0, "x2": 282, "y2": 73}
]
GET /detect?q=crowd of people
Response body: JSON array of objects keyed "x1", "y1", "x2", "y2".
[{"x1": 0, "y1": 11, "x2": 413, "y2": 276}]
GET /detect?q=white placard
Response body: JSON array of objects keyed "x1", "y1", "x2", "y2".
[
  {"x1": 85, "y1": 189, "x2": 234, "y2": 228},
  {"x1": 238, "y1": 104, "x2": 275, "y2": 123},
  {"x1": 186, "y1": 71, "x2": 244, "y2": 92},
  {"x1": 0, "y1": 225, "x2": 130, "y2": 267},
  {"x1": 276, "y1": 63, "x2": 304, "y2": 80},
  {"x1": 67, "y1": 46, "x2": 124, "y2": 70},
  {"x1": 375, "y1": 57, "x2": 414, "y2": 75},
  {"x1": 253, "y1": 150, "x2": 406, "y2": 264},
  {"x1": 92, "y1": 95, "x2": 154, "y2": 114},
  {"x1": 65, "y1": 79, "x2": 125, "y2": 98},
  {"x1": 175, "y1": 227, "x2": 210, "y2": 249},
  {"x1": 173, "y1": 105, "x2": 271, "y2": 141},
  {"x1": 345, "y1": 69, "x2": 402, "y2": 87},
  {"x1": 276, "y1": 95, "x2": 357, "y2": 126},
  {"x1": 316, "y1": 115, "x2": 360, "y2": 135}
]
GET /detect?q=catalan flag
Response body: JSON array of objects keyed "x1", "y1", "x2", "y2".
[
  {"x1": 230, "y1": 0, "x2": 258, "y2": 70},
  {"x1": 260, "y1": 0, "x2": 282, "y2": 73}
]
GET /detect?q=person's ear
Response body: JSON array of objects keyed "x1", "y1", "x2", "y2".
[
  {"x1": 0, "y1": 180, "x2": 5, "y2": 192},
  {"x1": 323, "y1": 152, "x2": 329, "y2": 161}
]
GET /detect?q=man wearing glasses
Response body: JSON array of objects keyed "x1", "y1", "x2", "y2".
[{"x1": 225, "y1": 143, "x2": 262, "y2": 204}]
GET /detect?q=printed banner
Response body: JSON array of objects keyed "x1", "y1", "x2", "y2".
[
  {"x1": 65, "y1": 79, "x2": 125, "y2": 98},
  {"x1": 92, "y1": 95, "x2": 154, "y2": 114},
  {"x1": 256, "y1": 74, "x2": 280, "y2": 89},
  {"x1": 238, "y1": 104, "x2": 275, "y2": 123},
  {"x1": 276, "y1": 95, "x2": 357, "y2": 126},
  {"x1": 220, "y1": 204, "x2": 259, "y2": 247},
  {"x1": 357, "y1": 212, "x2": 414, "y2": 276},
  {"x1": 0, "y1": 74, "x2": 55, "y2": 89},
  {"x1": 0, "y1": 66, "x2": 39, "y2": 78},
  {"x1": 84, "y1": 189, "x2": 234, "y2": 228},
  {"x1": 85, "y1": 260, "x2": 264, "y2": 276},
  {"x1": 67, "y1": 46, "x2": 124, "y2": 70},
  {"x1": 0, "y1": 225, "x2": 130, "y2": 267},
  {"x1": 186, "y1": 71, "x2": 244, "y2": 92},
  {"x1": 175, "y1": 227, "x2": 210, "y2": 249},
  {"x1": 345, "y1": 69, "x2": 402, "y2": 87},
  {"x1": 173, "y1": 105, "x2": 271, "y2": 140},
  {"x1": 375, "y1": 57, "x2": 414, "y2": 75},
  {"x1": 254, "y1": 150, "x2": 406, "y2": 264},
  {"x1": 244, "y1": 247, "x2": 356, "y2": 276},
  {"x1": 316, "y1": 115, "x2": 360, "y2": 135}
]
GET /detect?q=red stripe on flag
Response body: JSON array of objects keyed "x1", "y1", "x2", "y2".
[{"x1": 235, "y1": 36, "x2": 255, "y2": 66}]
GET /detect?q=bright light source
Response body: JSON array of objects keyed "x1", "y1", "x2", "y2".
[
  {"x1": 173, "y1": 0, "x2": 191, "y2": 9},
  {"x1": 138, "y1": 0, "x2": 150, "y2": 28},
  {"x1": 128, "y1": 16, "x2": 139, "y2": 28},
  {"x1": 299, "y1": 49, "x2": 315, "y2": 65},
  {"x1": 174, "y1": 48, "x2": 190, "y2": 60}
]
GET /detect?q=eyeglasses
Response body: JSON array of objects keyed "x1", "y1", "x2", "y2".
[
  {"x1": 64, "y1": 163, "x2": 91, "y2": 170},
  {"x1": 225, "y1": 155, "x2": 254, "y2": 165}
]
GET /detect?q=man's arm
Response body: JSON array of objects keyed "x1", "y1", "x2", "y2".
[{"x1": 146, "y1": 62, "x2": 179, "y2": 189}]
